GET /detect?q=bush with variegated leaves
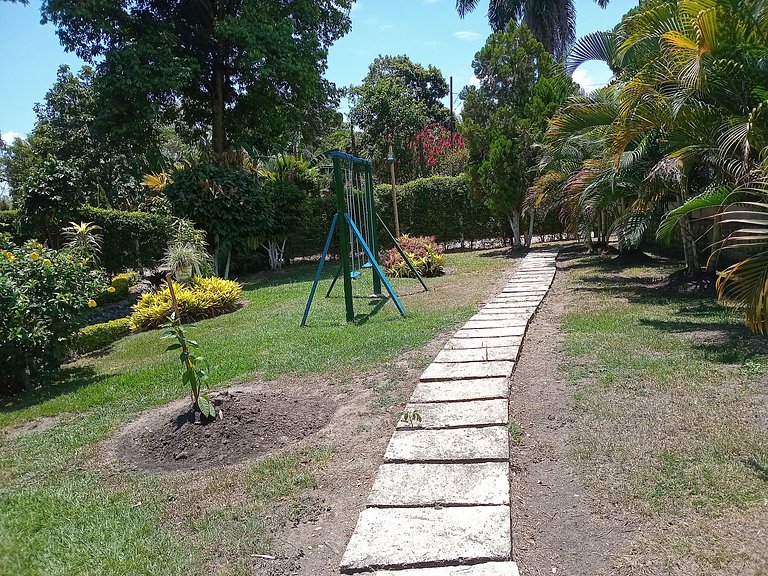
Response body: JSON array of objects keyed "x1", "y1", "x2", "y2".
[{"x1": 380, "y1": 235, "x2": 445, "y2": 278}]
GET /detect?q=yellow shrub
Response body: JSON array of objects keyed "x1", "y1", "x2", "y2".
[{"x1": 129, "y1": 276, "x2": 242, "y2": 332}]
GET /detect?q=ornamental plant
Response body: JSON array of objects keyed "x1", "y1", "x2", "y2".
[
  {"x1": 380, "y1": 235, "x2": 445, "y2": 278},
  {"x1": 0, "y1": 235, "x2": 105, "y2": 393}
]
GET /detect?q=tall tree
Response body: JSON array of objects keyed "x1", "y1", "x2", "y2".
[
  {"x1": 455, "y1": 0, "x2": 609, "y2": 60},
  {"x1": 462, "y1": 23, "x2": 575, "y2": 248},
  {"x1": 40, "y1": 0, "x2": 352, "y2": 154},
  {"x1": 350, "y1": 55, "x2": 449, "y2": 181}
]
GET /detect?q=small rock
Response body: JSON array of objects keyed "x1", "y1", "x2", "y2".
[{"x1": 174, "y1": 451, "x2": 188, "y2": 461}]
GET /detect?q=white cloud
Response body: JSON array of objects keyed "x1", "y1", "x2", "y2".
[
  {"x1": 571, "y1": 67, "x2": 607, "y2": 93},
  {"x1": 1, "y1": 131, "x2": 21, "y2": 145},
  {"x1": 453, "y1": 30, "x2": 481, "y2": 42},
  {"x1": 469, "y1": 74, "x2": 480, "y2": 88}
]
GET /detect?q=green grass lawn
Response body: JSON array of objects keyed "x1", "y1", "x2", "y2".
[
  {"x1": 560, "y1": 252, "x2": 768, "y2": 572},
  {"x1": 0, "y1": 249, "x2": 514, "y2": 576}
]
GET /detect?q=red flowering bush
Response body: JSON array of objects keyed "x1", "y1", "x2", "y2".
[
  {"x1": 380, "y1": 235, "x2": 445, "y2": 278},
  {"x1": 411, "y1": 124, "x2": 466, "y2": 176}
]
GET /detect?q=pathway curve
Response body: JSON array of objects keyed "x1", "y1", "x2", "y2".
[{"x1": 340, "y1": 249, "x2": 559, "y2": 575}]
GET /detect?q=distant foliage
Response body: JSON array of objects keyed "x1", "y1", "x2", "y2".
[
  {"x1": 0, "y1": 235, "x2": 105, "y2": 393},
  {"x1": 130, "y1": 276, "x2": 242, "y2": 332},
  {"x1": 375, "y1": 175, "x2": 503, "y2": 244},
  {"x1": 381, "y1": 235, "x2": 445, "y2": 278},
  {"x1": 411, "y1": 123, "x2": 466, "y2": 176}
]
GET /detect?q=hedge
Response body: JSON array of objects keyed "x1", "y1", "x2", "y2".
[
  {"x1": 78, "y1": 207, "x2": 171, "y2": 273},
  {"x1": 375, "y1": 175, "x2": 503, "y2": 245},
  {"x1": 75, "y1": 318, "x2": 131, "y2": 355}
]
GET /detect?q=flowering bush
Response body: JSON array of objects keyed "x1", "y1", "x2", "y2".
[
  {"x1": 410, "y1": 124, "x2": 466, "y2": 176},
  {"x1": 94, "y1": 271, "x2": 139, "y2": 305},
  {"x1": 380, "y1": 235, "x2": 445, "y2": 278},
  {"x1": 0, "y1": 235, "x2": 105, "y2": 393}
]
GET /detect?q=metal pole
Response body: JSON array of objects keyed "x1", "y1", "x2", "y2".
[
  {"x1": 366, "y1": 164, "x2": 382, "y2": 296},
  {"x1": 388, "y1": 142, "x2": 400, "y2": 238},
  {"x1": 333, "y1": 155, "x2": 355, "y2": 322}
]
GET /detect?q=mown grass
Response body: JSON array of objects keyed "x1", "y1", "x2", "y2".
[
  {"x1": 560, "y1": 251, "x2": 768, "y2": 572},
  {"x1": 0, "y1": 249, "x2": 514, "y2": 575}
]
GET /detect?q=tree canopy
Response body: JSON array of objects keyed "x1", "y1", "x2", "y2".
[
  {"x1": 350, "y1": 55, "x2": 449, "y2": 181},
  {"x1": 40, "y1": 0, "x2": 353, "y2": 154},
  {"x1": 462, "y1": 23, "x2": 575, "y2": 247}
]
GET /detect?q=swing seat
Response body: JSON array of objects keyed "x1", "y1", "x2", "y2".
[
  {"x1": 361, "y1": 261, "x2": 373, "y2": 269},
  {"x1": 350, "y1": 270, "x2": 362, "y2": 280}
]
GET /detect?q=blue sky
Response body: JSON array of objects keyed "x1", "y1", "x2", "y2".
[{"x1": 0, "y1": 0, "x2": 637, "y2": 144}]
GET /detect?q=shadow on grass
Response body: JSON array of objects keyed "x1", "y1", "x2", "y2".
[{"x1": 0, "y1": 366, "x2": 106, "y2": 413}]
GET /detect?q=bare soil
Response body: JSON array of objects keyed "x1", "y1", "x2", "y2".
[
  {"x1": 509, "y1": 251, "x2": 637, "y2": 576},
  {"x1": 111, "y1": 389, "x2": 335, "y2": 473}
]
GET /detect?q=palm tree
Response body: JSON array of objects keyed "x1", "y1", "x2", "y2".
[
  {"x1": 535, "y1": 0, "x2": 768, "y2": 331},
  {"x1": 455, "y1": 0, "x2": 610, "y2": 60}
]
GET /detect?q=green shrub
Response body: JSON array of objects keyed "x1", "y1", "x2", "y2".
[
  {"x1": 0, "y1": 210, "x2": 18, "y2": 236},
  {"x1": 95, "y1": 271, "x2": 139, "y2": 304},
  {"x1": 381, "y1": 235, "x2": 445, "y2": 278},
  {"x1": 76, "y1": 318, "x2": 131, "y2": 355},
  {"x1": 129, "y1": 276, "x2": 242, "y2": 332},
  {"x1": 375, "y1": 175, "x2": 503, "y2": 244},
  {"x1": 78, "y1": 206, "x2": 172, "y2": 274},
  {"x1": 0, "y1": 236, "x2": 106, "y2": 393}
]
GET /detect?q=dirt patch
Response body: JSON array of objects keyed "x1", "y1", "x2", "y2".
[
  {"x1": 110, "y1": 389, "x2": 334, "y2": 473},
  {"x1": 3, "y1": 415, "x2": 62, "y2": 440},
  {"x1": 509, "y1": 253, "x2": 637, "y2": 576}
]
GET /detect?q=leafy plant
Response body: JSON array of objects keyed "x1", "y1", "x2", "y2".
[
  {"x1": 162, "y1": 243, "x2": 211, "y2": 283},
  {"x1": 381, "y1": 235, "x2": 445, "y2": 278},
  {"x1": 62, "y1": 221, "x2": 103, "y2": 263},
  {"x1": 95, "y1": 271, "x2": 139, "y2": 305},
  {"x1": 400, "y1": 409, "x2": 422, "y2": 427},
  {"x1": 130, "y1": 276, "x2": 242, "y2": 332},
  {"x1": 0, "y1": 235, "x2": 105, "y2": 393},
  {"x1": 161, "y1": 311, "x2": 215, "y2": 420}
]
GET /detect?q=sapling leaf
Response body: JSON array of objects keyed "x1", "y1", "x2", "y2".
[
  {"x1": 198, "y1": 395, "x2": 216, "y2": 419},
  {"x1": 165, "y1": 343, "x2": 182, "y2": 351}
]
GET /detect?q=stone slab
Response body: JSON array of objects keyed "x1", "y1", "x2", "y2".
[
  {"x1": 410, "y1": 378, "x2": 509, "y2": 402},
  {"x1": 454, "y1": 327, "x2": 526, "y2": 339},
  {"x1": 434, "y1": 346, "x2": 519, "y2": 363},
  {"x1": 367, "y1": 462, "x2": 509, "y2": 506},
  {"x1": 397, "y1": 399, "x2": 508, "y2": 429},
  {"x1": 491, "y1": 295, "x2": 542, "y2": 302},
  {"x1": 501, "y1": 287, "x2": 548, "y2": 294},
  {"x1": 421, "y1": 360, "x2": 514, "y2": 381},
  {"x1": 363, "y1": 562, "x2": 520, "y2": 576},
  {"x1": 481, "y1": 303, "x2": 538, "y2": 311},
  {"x1": 339, "y1": 506, "x2": 511, "y2": 572},
  {"x1": 472, "y1": 312, "x2": 534, "y2": 321},
  {"x1": 384, "y1": 426, "x2": 509, "y2": 462},
  {"x1": 463, "y1": 318, "x2": 530, "y2": 330},
  {"x1": 444, "y1": 336, "x2": 523, "y2": 349}
]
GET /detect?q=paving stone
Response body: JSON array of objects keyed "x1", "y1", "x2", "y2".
[
  {"x1": 365, "y1": 562, "x2": 520, "y2": 576},
  {"x1": 482, "y1": 303, "x2": 538, "y2": 311},
  {"x1": 397, "y1": 399, "x2": 508, "y2": 429},
  {"x1": 463, "y1": 318, "x2": 530, "y2": 330},
  {"x1": 410, "y1": 378, "x2": 509, "y2": 402},
  {"x1": 501, "y1": 287, "x2": 548, "y2": 294},
  {"x1": 454, "y1": 326, "x2": 526, "y2": 339},
  {"x1": 367, "y1": 462, "x2": 509, "y2": 506},
  {"x1": 339, "y1": 506, "x2": 511, "y2": 572},
  {"x1": 434, "y1": 346, "x2": 519, "y2": 363},
  {"x1": 473, "y1": 312, "x2": 534, "y2": 320},
  {"x1": 492, "y1": 295, "x2": 542, "y2": 302},
  {"x1": 444, "y1": 336, "x2": 523, "y2": 349},
  {"x1": 421, "y1": 360, "x2": 514, "y2": 381},
  {"x1": 384, "y1": 426, "x2": 509, "y2": 462}
]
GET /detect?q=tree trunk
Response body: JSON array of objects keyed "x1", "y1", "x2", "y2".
[
  {"x1": 224, "y1": 249, "x2": 232, "y2": 280},
  {"x1": 212, "y1": 64, "x2": 226, "y2": 154},
  {"x1": 525, "y1": 210, "x2": 534, "y2": 248},
  {"x1": 509, "y1": 210, "x2": 521, "y2": 249},
  {"x1": 680, "y1": 216, "x2": 700, "y2": 273},
  {"x1": 707, "y1": 211, "x2": 721, "y2": 273}
]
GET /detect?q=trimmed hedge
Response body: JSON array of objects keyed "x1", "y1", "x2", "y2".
[
  {"x1": 79, "y1": 207, "x2": 171, "y2": 273},
  {"x1": 0, "y1": 207, "x2": 171, "y2": 273},
  {"x1": 375, "y1": 175, "x2": 503, "y2": 245},
  {"x1": 95, "y1": 271, "x2": 139, "y2": 305},
  {"x1": 76, "y1": 318, "x2": 131, "y2": 355}
]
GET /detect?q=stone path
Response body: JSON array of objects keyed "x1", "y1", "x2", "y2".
[{"x1": 340, "y1": 250, "x2": 559, "y2": 575}]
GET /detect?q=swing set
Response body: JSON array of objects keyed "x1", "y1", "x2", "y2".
[{"x1": 301, "y1": 151, "x2": 427, "y2": 326}]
